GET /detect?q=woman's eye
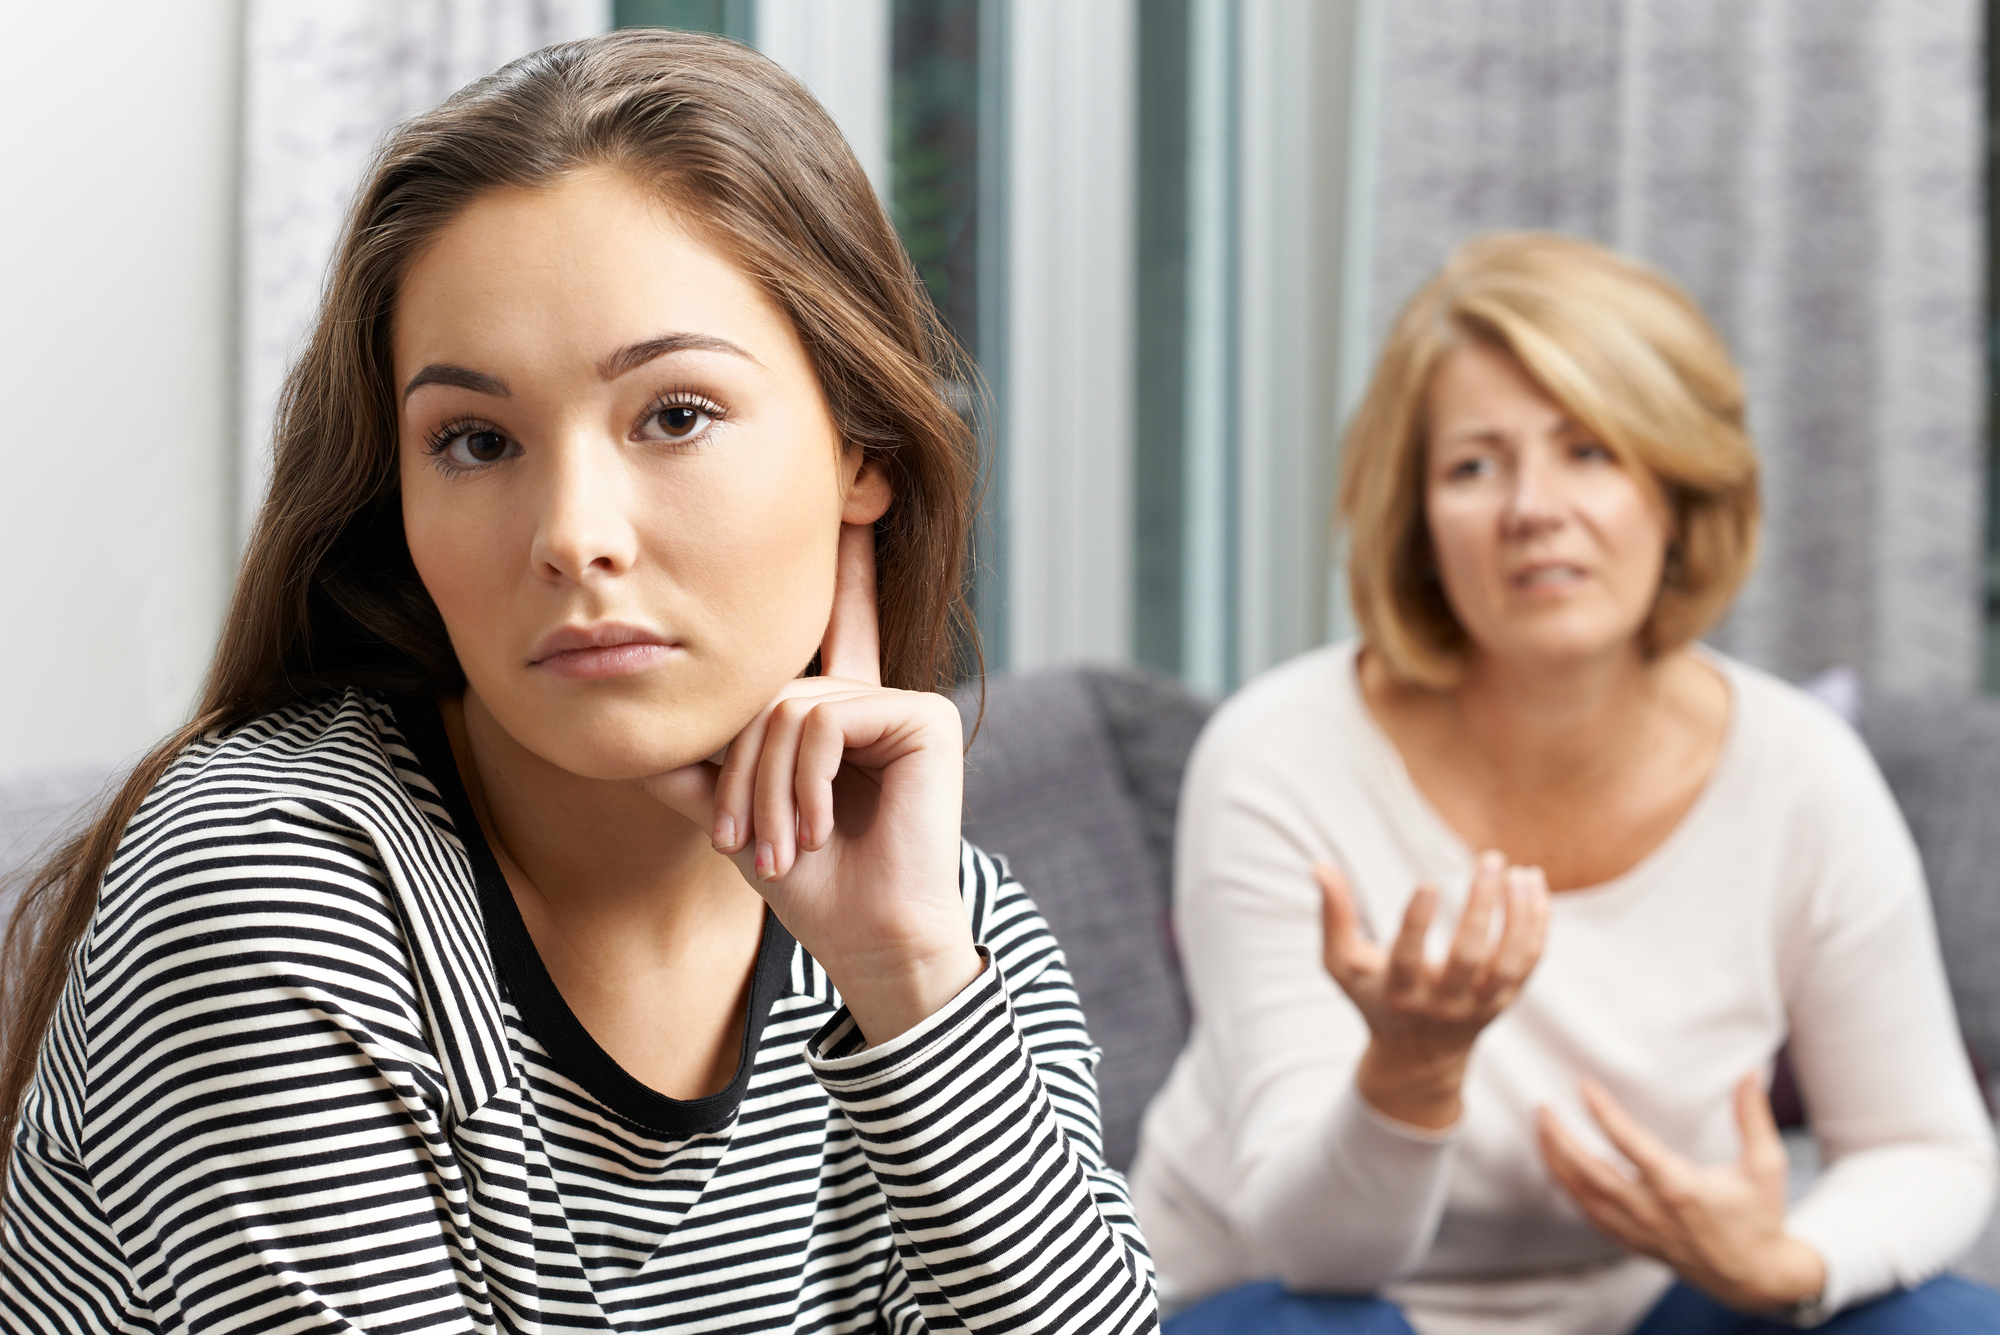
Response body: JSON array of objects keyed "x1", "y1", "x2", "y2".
[
  {"x1": 638, "y1": 401, "x2": 716, "y2": 442},
  {"x1": 1573, "y1": 441, "x2": 1614, "y2": 463},
  {"x1": 1447, "y1": 456, "x2": 1493, "y2": 481},
  {"x1": 462, "y1": 430, "x2": 511, "y2": 462},
  {"x1": 434, "y1": 427, "x2": 520, "y2": 468}
]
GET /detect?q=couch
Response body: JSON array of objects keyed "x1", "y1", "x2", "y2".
[{"x1": 4, "y1": 668, "x2": 1997, "y2": 1282}]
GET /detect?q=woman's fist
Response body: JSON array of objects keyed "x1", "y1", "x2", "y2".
[{"x1": 640, "y1": 523, "x2": 980, "y2": 1047}]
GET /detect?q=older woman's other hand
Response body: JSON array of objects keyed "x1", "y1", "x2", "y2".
[
  {"x1": 1318, "y1": 852, "x2": 1549, "y2": 1129},
  {"x1": 1538, "y1": 1073, "x2": 1827, "y2": 1314}
]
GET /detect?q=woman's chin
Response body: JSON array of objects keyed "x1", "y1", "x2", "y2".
[
  {"x1": 1484, "y1": 627, "x2": 1644, "y2": 674},
  {"x1": 499, "y1": 693, "x2": 749, "y2": 783}
]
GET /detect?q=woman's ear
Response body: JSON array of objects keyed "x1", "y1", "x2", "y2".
[{"x1": 842, "y1": 449, "x2": 893, "y2": 525}]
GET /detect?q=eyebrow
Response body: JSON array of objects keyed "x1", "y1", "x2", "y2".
[
  {"x1": 402, "y1": 333, "x2": 758, "y2": 405},
  {"x1": 597, "y1": 332, "x2": 759, "y2": 380},
  {"x1": 402, "y1": 364, "x2": 508, "y2": 403}
]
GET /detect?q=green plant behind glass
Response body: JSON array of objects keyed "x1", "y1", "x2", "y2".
[
  {"x1": 614, "y1": 0, "x2": 754, "y2": 41},
  {"x1": 892, "y1": 0, "x2": 980, "y2": 359}
]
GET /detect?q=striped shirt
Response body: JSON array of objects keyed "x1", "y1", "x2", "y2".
[{"x1": 0, "y1": 690, "x2": 1158, "y2": 1332}]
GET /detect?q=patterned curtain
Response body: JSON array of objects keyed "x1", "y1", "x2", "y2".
[
  {"x1": 1365, "y1": 0, "x2": 1982, "y2": 695},
  {"x1": 239, "y1": 0, "x2": 610, "y2": 536}
]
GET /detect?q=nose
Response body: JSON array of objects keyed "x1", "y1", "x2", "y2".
[
  {"x1": 530, "y1": 436, "x2": 639, "y2": 583},
  {"x1": 1503, "y1": 443, "x2": 1567, "y2": 536}
]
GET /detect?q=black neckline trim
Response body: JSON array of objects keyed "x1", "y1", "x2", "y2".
[{"x1": 391, "y1": 694, "x2": 794, "y2": 1139}]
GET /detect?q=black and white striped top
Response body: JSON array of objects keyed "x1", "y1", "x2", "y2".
[{"x1": 0, "y1": 690, "x2": 1158, "y2": 1332}]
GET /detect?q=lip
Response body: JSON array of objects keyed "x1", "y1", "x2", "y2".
[
  {"x1": 1508, "y1": 561, "x2": 1589, "y2": 592},
  {"x1": 528, "y1": 622, "x2": 680, "y2": 680}
]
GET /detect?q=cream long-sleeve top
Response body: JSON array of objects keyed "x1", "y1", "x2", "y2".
[{"x1": 1130, "y1": 641, "x2": 1996, "y2": 1335}]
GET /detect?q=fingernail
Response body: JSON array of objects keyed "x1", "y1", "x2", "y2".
[
  {"x1": 714, "y1": 813, "x2": 735, "y2": 850},
  {"x1": 1481, "y1": 849, "x2": 1505, "y2": 871},
  {"x1": 756, "y1": 840, "x2": 777, "y2": 881}
]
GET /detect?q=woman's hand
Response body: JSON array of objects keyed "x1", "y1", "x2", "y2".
[
  {"x1": 1538, "y1": 1073, "x2": 1826, "y2": 1313},
  {"x1": 1318, "y1": 853, "x2": 1549, "y2": 1128},
  {"x1": 641, "y1": 523, "x2": 981, "y2": 1047}
]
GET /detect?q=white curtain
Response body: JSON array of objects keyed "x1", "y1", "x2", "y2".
[
  {"x1": 1364, "y1": 0, "x2": 1982, "y2": 695},
  {"x1": 239, "y1": 0, "x2": 610, "y2": 537}
]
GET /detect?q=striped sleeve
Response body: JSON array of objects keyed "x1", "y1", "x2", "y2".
[
  {"x1": 804, "y1": 844, "x2": 1159, "y2": 1333},
  {"x1": 2, "y1": 794, "x2": 489, "y2": 1335}
]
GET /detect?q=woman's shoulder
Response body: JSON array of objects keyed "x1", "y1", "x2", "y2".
[
  {"x1": 1698, "y1": 652, "x2": 1917, "y2": 875},
  {"x1": 1706, "y1": 652, "x2": 1884, "y2": 792},
  {"x1": 79, "y1": 690, "x2": 490, "y2": 1086},
  {"x1": 955, "y1": 839, "x2": 1056, "y2": 971},
  {"x1": 132, "y1": 689, "x2": 435, "y2": 837},
  {"x1": 1181, "y1": 640, "x2": 1385, "y2": 802},
  {"x1": 1197, "y1": 640, "x2": 1367, "y2": 757},
  {"x1": 99, "y1": 688, "x2": 455, "y2": 941}
]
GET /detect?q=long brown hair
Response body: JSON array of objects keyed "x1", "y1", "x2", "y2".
[{"x1": 0, "y1": 29, "x2": 980, "y2": 1163}]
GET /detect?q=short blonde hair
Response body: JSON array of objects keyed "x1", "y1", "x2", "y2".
[{"x1": 1340, "y1": 231, "x2": 1760, "y2": 687}]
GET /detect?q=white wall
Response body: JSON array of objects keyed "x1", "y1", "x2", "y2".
[{"x1": 0, "y1": 0, "x2": 242, "y2": 772}]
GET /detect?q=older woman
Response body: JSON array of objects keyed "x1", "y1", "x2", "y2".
[{"x1": 1130, "y1": 232, "x2": 1998, "y2": 1334}]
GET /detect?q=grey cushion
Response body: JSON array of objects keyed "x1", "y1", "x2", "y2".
[
  {"x1": 957, "y1": 666, "x2": 1212, "y2": 1170},
  {"x1": 1862, "y1": 694, "x2": 2000, "y2": 1080},
  {"x1": 1089, "y1": 668, "x2": 1216, "y2": 900},
  {"x1": 1853, "y1": 694, "x2": 2000, "y2": 1281}
]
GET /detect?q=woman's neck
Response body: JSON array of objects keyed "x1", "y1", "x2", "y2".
[
  {"x1": 1449, "y1": 642, "x2": 1665, "y2": 794},
  {"x1": 440, "y1": 690, "x2": 759, "y2": 954},
  {"x1": 439, "y1": 689, "x2": 767, "y2": 1100},
  {"x1": 1362, "y1": 636, "x2": 1730, "y2": 889}
]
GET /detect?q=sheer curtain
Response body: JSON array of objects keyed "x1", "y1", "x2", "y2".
[
  {"x1": 238, "y1": 0, "x2": 610, "y2": 536},
  {"x1": 1364, "y1": 0, "x2": 1982, "y2": 695}
]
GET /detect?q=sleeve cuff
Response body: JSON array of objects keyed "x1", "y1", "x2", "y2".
[
  {"x1": 805, "y1": 946, "x2": 1000, "y2": 1082},
  {"x1": 1344, "y1": 1085, "x2": 1465, "y2": 1149},
  {"x1": 1778, "y1": 1219, "x2": 1850, "y2": 1325},
  {"x1": 1308, "y1": 1083, "x2": 1461, "y2": 1213}
]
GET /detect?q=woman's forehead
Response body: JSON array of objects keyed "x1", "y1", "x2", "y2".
[
  {"x1": 392, "y1": 171, "x2": 801, "y2": 383},
  {"x1": 1427, "y1": 342, "x2": 1569, "y2": 427}
]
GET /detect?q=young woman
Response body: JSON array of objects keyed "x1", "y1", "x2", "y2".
[
  {"x1": 1129, "y1": 233, "x2": 1998, "y2": 1333},
  {"x1": 0, "y1": 32, "x2": 1155, "y2": 1333}
]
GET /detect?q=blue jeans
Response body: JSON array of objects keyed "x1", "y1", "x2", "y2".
[
  {"x1": 1630, "y1": 1276, "x2": 2000, "y2": 1333},
  {"x1": 1164, "y1": 1275, "x2": 2000, "y2": 1334},
  {"x1": 1163, "y1": 1282, "x2": 1416, "y2": 1334}
]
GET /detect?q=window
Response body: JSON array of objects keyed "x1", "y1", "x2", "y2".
[{"x1": 613, "y1": 0, "x2": 754, "y2": 40}]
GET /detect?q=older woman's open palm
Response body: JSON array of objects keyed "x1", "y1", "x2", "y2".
[{"x1": 1317, "y1": 853, "x2": 1550, "y2": 1128}]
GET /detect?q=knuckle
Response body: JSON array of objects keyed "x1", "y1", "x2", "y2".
[
  {"x1": 1654, "y1": 1180, "x2": 1694, "y2": 1211},
  {"x1": 1385, "y1": 992, "x2": 1429, "y2": 1019}
]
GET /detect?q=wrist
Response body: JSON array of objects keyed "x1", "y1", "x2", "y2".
[
  {"x1": 831, "y1": 942, "x2": 986, "y2": 1048},
  {"x1": 1357, "y1": 1040, "x2": 1470, "y2": 1130},
  {"x1": 1735, "y1": 1235, "x2": 1826, "y2": 1315}
]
